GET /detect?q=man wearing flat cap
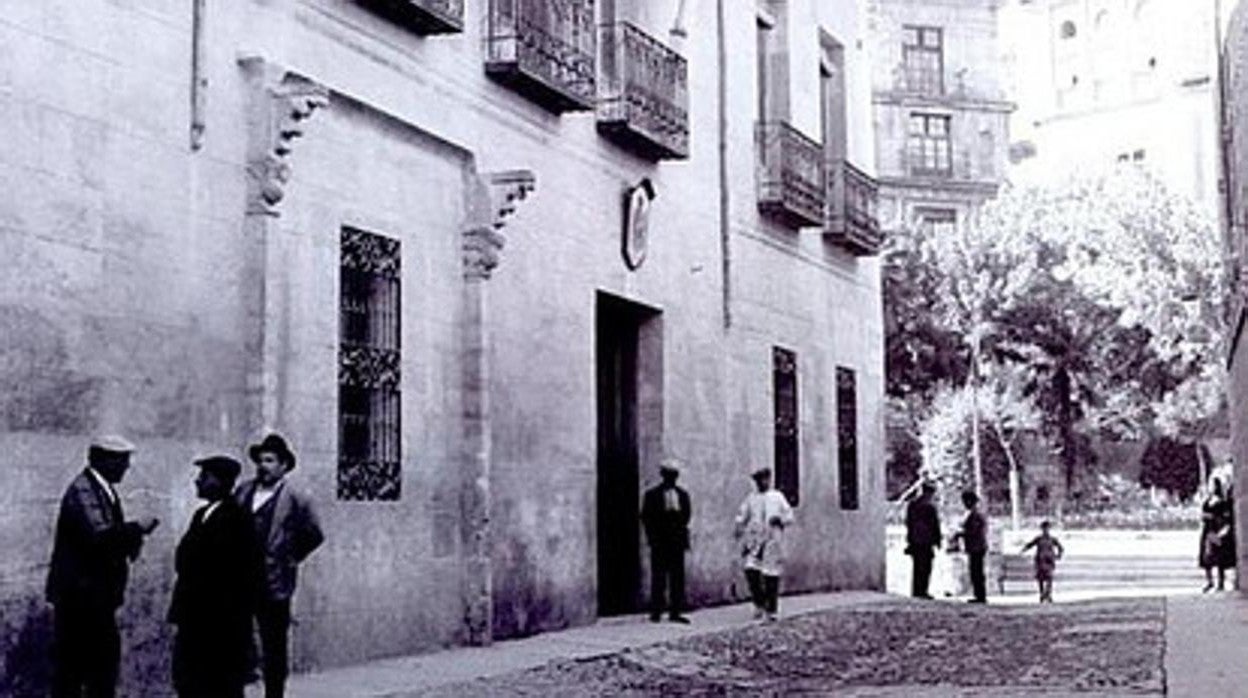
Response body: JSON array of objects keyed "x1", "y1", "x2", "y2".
[
  {"x1": 234, "y1": 433, "x2": 324, "y2": 698},
  {"x1": 169, "y1": 456, "x2": 260, "y2": 698},
  {"x1": 640, "y1": 458, "x2": 692, "y2": 623},
  {"x1": 46, "y1": 435, "x2": 159, "y2": 698}
]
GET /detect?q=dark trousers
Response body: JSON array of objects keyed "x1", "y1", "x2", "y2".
[
  {"x1": 256, "y1": 598, "x2": 291, "y2": 698},
  {"x1": 52, "y1": 601, "x2": 120, "y2": 698},
  {"x1": 649, "y1": 547, "x2": 687, "y2": 617},
  {"x1": 910, "y1": 552, "x2": 934, "y2": 598},
  {"x1": 744, "y1": 569, "x2": 779, "y2": 613},
  {"x1": 967, "y1": 552, "x2": 987, "y2": 601}
]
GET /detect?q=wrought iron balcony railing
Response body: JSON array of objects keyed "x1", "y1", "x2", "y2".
[
  {"x1": 361, "y1": 0, "x2": 464, "y2": 34},
  {"x1": 825, "y1": 160, "x2": 883, "y2": 255},
  {"x1": 756, "y1": 121, "x2": 826, "y2": 229},
  {"x1": 486, "y1": 0, "x2": 596, "y2": 113},
  {"x1": 596, "y1": 22, "x2": 689, "y2": 160}
]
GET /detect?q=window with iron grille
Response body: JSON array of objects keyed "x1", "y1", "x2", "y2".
[
  {"x1": 836, "y1": 367, "x2": 859, "y2": 510},
  {"x1": 773, "y1": 346, "x2": 799, "y2": 506},
  {"x1": 338, "y1": 227, "x2": 401, "y2": 501},
  {"x1": 902, "y1": 25, "x2": 943, "y2": 95},
  {"x1": 907, "y1": 113, "x2": 952, "y2": 177}
]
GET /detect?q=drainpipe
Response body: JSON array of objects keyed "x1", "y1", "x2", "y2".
[{"x1": 717, "y1": 0, "x2": 732, "y2": 330}]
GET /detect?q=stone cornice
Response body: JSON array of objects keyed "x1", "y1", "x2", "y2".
[
  {"x1": 462, "y1": 170, "x2": 536, "y2": 280},
  {"x1": 877, "y1": 176, "x2": 1002, "y2": 196},
  {"x1": 240, "y1": 56, "x2": 331, "y2": 216},
  {"x1": 873, "y1": 90, "x2": 1016, "y2": 114}
]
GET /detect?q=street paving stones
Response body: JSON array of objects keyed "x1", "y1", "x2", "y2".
[{"x1": 419, "y1": 598, "x2": 1165, "y2": 697}]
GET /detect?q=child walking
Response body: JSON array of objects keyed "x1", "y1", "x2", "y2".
[{"x1": 1020, "y1": 521, "x2": 1064, "y2": 603}]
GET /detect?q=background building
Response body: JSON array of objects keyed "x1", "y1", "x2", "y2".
[
  {"x1": 869, "y1": 0, "x2": 1014, "y2": 237},
  {"x1": 0, "y1": 0, "x2": 886, "y2": 693},
  {"x1": 1002, "y1": 0, "x2": 1220, "y2": 212}
]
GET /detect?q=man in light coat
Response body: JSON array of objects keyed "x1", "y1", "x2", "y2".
[
  {"x1": 234, "y1": 433, "x2": 324, "y2": 698},
  {"x1": 734, "y1": 467, "x2": 794, "y2": 621}
]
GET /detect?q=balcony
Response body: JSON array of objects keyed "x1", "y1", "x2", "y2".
[
  {"x1": 360, "y1": 0, "x2": 463, "y2": 34},
  {"x1": 825, "y1": 161, "x2": 883, "y2": 255},
  {"x1": 486, "y1": 0, "x2": 596, "y2": 113},
  {"x1": 597, "y1": 22, "x2": 689, "y2": 160},
  {"x1": 756, "y1": 121, "x2": 825, "y2": 229}
]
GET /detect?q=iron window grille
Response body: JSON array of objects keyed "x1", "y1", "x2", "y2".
[
  {"x1": 836, "y1": 367, "x2": 859, "y2": 510},
  {"x1": 773, "y1": 347, "x2": 799, "y2": 506},
  {"x1": 338, "y1": 227, "x2": 402, "y2": 501}
]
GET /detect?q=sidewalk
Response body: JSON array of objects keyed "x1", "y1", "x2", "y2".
[
  {"x1": 1164, "y1": 592, "x2": 1248, "y2": 697},
  {"x1": 280, "y1": 591, "x2": 890, "y2": 697}
]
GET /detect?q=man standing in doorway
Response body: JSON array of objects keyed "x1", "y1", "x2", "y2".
[
  {"x1": 640, "y1": 458, "x2": 692, "y2": 624},
  {"x1": 46, "y1": 435, "x2": 160, "y2": 698},
  {"x1": 905, "y1": 480, "x2": 941, "y2": 599},
  {"x1": 235, "y1": 434, "x2": 324, "y2": 698}
]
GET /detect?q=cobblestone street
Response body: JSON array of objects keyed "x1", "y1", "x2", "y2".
[{"x1": 422, "y1": 598, "x2": 1165, "y2": 697}]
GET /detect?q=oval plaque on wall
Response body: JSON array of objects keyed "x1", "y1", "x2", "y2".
[{"x1": 622, "y1": 178, "x2": 655, "y2": 271}]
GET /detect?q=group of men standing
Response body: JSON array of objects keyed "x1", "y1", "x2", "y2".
[
  {"x1": 903, "y1": 480, "x2": 988, "y2": 603},
  {"x1": 640, "y1": 459, "x2": 796, "y2": 623},
  {"x1": 45, "y1": 433, "x2": 324, "y2": 698}
]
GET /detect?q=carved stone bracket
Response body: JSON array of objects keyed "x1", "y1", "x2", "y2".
[
  {"x1": 240, "y1": 57, "x2": 330, "y2": 216},
  {"x1": 462, "y1": 169, "x2": 536, "y2": 279}
]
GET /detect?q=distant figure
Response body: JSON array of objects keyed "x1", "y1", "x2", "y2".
[
  {"x1": 904, "y1": 481, "x2": 941, "y2": 599},
  {"x1": 169, "y1": 456, "x2": 261, "y2": 698},
  {"x1": 46, "y1": 435, "x2": 160, "y2": 698},
  {"x1": 235, "y1": 434, "x2": 324, "y2": 698},
  {"x1": 950, "y1": 490, "x2": 988, "y2": 604},
  {"x1": 640, "y1": 458, "x2": 692, "y2": 624},
  {"x1": 1021, "y1": 520, "x2": 1064, "y2": 603},
  {"x1": 1199, "y1": 477, "x2": 1235, "y2": 592},
  {"x1": 734, "y1": 467, "x2": 795, "y2": 621}
]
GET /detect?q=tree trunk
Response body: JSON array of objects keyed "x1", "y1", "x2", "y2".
[
  {"x1": 1055, "y1": 368, "x2": 1077, "y2": 498},
  {"x1": 992, "y1": 419, "x2": 1022, "y2": 530}
]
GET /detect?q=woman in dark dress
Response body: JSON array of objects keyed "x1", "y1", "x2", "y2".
[{"x1": 1199, "y1": 478, "x2": 1235, "y2": 592}]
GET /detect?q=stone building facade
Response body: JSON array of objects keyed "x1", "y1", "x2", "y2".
[
  {"x1": 1221, "y1": 0, "x2": 1248, "y2": 584},
  {"x1": 0, "y1": 0, "x2": 885, "y2": 693},
  {"x1": 868, "y1": 0, "x2": 1014, "y2": 237},
  {"x1": 1001, "y1": 0, "x2": 1220, "y2": 212}
]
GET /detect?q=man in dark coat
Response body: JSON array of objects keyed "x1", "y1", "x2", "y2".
[
  {"x1": 951, "y1": 489, "x2": 988, "y2": 603},
  {"x1": 235, "y1": 433, "x2": 324, "y2": 698},
  {"x1": 46, "y1": 435, "x2": 160, "y2": 698},
  {"x1": 640, "y1": 458, "x2": 692, "y2": 623},
  {"x1": 904, "y1": 480, "x2": 941, "y2": 599},
  {"x1": 169, "y1": 455, "x2": 261, "y2": 698}
]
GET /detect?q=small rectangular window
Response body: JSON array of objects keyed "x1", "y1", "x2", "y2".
[
  {"x1": 903, "y1": 25, "x2": 943, "y2": 95},
  {"x1": 338, "y1": 227, "x2": 402, "y2": 501},
  {"x1": 907, "y1": 113, "x2": 953, "y2": 176},
  {"x1": 773, "y1": 346, "x2": 799, "y2": 506},
  {"x1": 836, "y1": 367, "x2": 858, "y2": 510},
  {"x1": 915, "y1": 207, "x2": 957, "y2": 237}
]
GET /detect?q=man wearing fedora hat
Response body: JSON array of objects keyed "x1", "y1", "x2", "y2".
[
  {"x1": 46, "y1": 435, "x2": 160, "y2": 698},
  {"x1": 234, "y1": 433, "x2": 323, "y2": 698},
  {"x1": 169, "y1": 456, "x2": 260, "y2": 697},
  {"x1": 640, "y1": 458, "x2": 693, "y2": 623}
]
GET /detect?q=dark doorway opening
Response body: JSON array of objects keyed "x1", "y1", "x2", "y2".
[{"x1": 596, "y1": 292, "x2": 662, "y2": 616}]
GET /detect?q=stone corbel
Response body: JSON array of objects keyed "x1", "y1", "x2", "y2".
[
  {"x1": 462, "y1": 170, "x2": 536, "y2": 280},
  {"x1": 240, "y1": 56, "x2": 330, "y2": 216}
]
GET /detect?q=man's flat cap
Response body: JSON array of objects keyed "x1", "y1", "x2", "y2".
[
  {"x1": 193, "y1": 455, "x2": 242, "y2": 483},
  {"x1": 90, "y1": 434, "x2": 136, "y2": 454}
]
